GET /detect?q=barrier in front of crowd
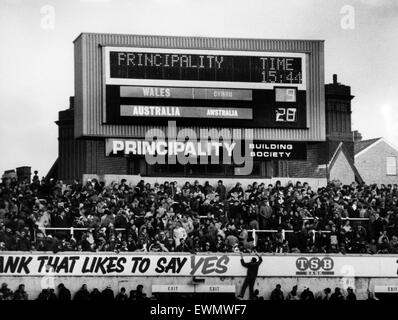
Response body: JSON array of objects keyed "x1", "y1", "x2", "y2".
[
  {"x1": 250, "y1": 217, "x2": 370, "y2": 245},
  {"x1": 34, "y1": 227, "x2": 127, "y2": 243},
  {"x1": 82, "y1": 174, "x2": 328, "y2": 190},
  {"x1": 1, "y1": 251, "x2": 397, "y2": 300},
  {"x1": 33, "y1": 215, "x2": 370, "y2": 247},
  {"x1": 1, "y1": 251, "x2": 397, "y2": 277}
]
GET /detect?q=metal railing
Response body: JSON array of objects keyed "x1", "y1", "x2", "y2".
[
  {"x1": 250, "y1": 229, "x2": 332, "y2": 246},
  {"x1": 35, "y1": 227, "x2": 127, "y2": 242},
  {"x1": 250, "y1": 217, "x2": 370, "y2": 246},
  {"x1": 35, "y1": 215, "x2": 370, "y2": 247},
  {"x1": 303, "y1": 217, "x2": 369, "y2": 221}
]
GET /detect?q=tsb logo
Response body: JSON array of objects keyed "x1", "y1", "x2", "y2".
[{"x1": 295, "y1": 257, "x2": 334, "y2": 275}]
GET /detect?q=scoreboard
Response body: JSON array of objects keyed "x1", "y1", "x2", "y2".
[{"x1": 103, "y1": 47, "x2": 308, "y2": 129}]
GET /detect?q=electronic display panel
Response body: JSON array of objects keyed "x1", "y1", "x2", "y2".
[
  {"x1": 104, "y1": 47, "x2": 307, "y2": 90},
  {"x1": 102, "y1": 47, "x2": 307, "y2": 128}
]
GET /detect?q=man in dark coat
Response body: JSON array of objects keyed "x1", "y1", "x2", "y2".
[
  {"x1": 13, "y1": 284, "x2": 28, "y2": 300},
  {"x1": 74, "y1": 284, "x2": 90, "y2": 301},
  {"x1": 49, "y1": 288, "x2": 57, "y2": 301},
  {"x1": 0, "y1": 283, "x2": 13, "y2": 300},
  {"x1": 90, "y1": 288, "x2": 101, "y2": 301},
  {"x1": 238, "y1": 252, "x2": 263, "y2": 300},
  {"x1": 57, "y1": 283, "x2": 71, "y2": 301},
  {"x1": 37, "y1": 289, "x2": 50, "y2": 301},
  {"x1": 346, "y1": 287, "x2": 357, "y2": 301},
  {"x1": 300, "y1": 286, "x2": 315, "y2": 300},
  {"x1": 101, "y1": 286, "x2": 115, "y2": 301},
  {"x1": 115, "y1": 287, "x2": 128, "y2": 301},
  {"x1": 134, "y1": 285, "x2": 148, "y2": 301},
  {"x1": 330, "y1": 287, "x2": 345, "y2": 301},
  {"x1": 270, "y1": 284, "x2": 284, "y2": 301},
  {"x1": 258, "y1": 200, "x2": 273, "y2": 230},
  {"x1": 216, "y1": 180, "x2": 227, "y2": 201}
]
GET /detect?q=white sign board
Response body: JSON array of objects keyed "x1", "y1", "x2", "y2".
[{"x1": 1, "y1": 253, "x2": 398, "y2": 277}]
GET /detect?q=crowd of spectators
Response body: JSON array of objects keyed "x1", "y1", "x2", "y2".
[
  {"x1": 1, "y1": 281, "x2": 381, "y2": 301},
  {"x1": 1, "y1": 172, "x2": 398, "y2": 254},
  {"x1": 267, "y1": 284, "x2": 361, "y2": 301},
  {"x1": 0, "y1": 282, "x2": 149, "y2": 301}
]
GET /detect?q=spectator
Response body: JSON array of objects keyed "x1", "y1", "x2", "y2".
[
  {"x1": 300, "y1": 286, "x2": 315, "y2": 301},
  {"x1": 57, "y1": 283, "x2": 71, "y2": 301},
  {"x1": 270, "y1": 284, "x2": 284, "y2": 301},
  {"x1": 37, "y1": 289, "x2": 50, "y2": 301},
  {"x1": 252, "y1": 289, "x2": 263, "y2": 300},
  {"x1": 90, "y1": 288, "x2": 101, "y2": 301},
  {"x1": 74, "y1": 284, "x2": 90, "y2": 301},
  {"x1": 101, "y1": 285, "x2": 115, "y2": 301},
  {"x1": 129, "y1": 290, "x2": 136, "y2": 301},
  {"x1": 330, "y1": 287, "x2": 345, "y2": 301},
  {"x1": 48, "y1": 288, "x2": 57, "y2": 301},
  {"x1": 173, "y1": 221, "x2": 187, "y2": 248},
  {"x1": 13, "y1": 284, "x2": 28, "y2": 300},
  {"x1": 315, "y1": 288, "x2": 331, "y2": 300},
  {"x1": 216, "y1": 180, "x2": 227, "y2": 201},
  {"x1": 130, "y1": 285, "x2": 148, "y2": 301},
  {"x1": 238, "y1": 252, "x2": 263, "y2": 300},
  {"x1": 115, "y1": 287, "x2": 128, "y2": 301},
  {"x1": 286, "y1": 285, "x2": 300, "y2": 300},
  {"x1": 37, "y1": 288, "x2": 56, "y2": 301},
  {"x1": 32, "y1": 171, "x2": 39, "y2": 183},
  {"x1": 0, "y1": 283, "x2": 13, "y2": 300},
  {"x1": 346, "y1": 287, "x2": 357, "y2": 301}
]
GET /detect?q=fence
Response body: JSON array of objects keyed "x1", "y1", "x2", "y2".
[
  {"x1": 34, "y1": 216, "x2": 370, "y2": 247},
  {"x1": 250, "y1": 217, "x2": 370, "y2": 246},
  {"x1": 34, "y1": 227, "x2": 127, "y2": 243}
]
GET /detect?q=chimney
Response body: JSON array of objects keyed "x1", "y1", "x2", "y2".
[
  {"x1": 353, "y1": 130, "x2": 362, "y2": 142},
  {"x1": 69, "y1": 96, "x2": 74, "y2": 109},
  {"x1": 333, "y1": 74, "x2": 338, "y2": 85}
]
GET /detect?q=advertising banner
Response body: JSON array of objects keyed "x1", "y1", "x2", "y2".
[
  {"x1": 1, "y1": 253, "x2": 398, "y2": 277},
  {"x1": 105, "y1": 139, "x2": 307, "y2": 160}
]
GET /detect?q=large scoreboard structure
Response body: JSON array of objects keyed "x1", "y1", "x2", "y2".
[
  {"x1": 60, "y1": 33, "x2": 326, "y2": 181},
  {"x1": 74, "y1": 33, "x2": 325, "y2": 140}
]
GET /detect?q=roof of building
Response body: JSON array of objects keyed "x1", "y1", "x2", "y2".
[
  {"x1": 329, "y1": 142, "x2": 364, "y2": 184},
  {"x1": 354, "y1": 138, "x2": 382, "y2": 155}
]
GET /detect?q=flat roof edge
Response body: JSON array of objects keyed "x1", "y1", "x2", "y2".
[{"x1": 73, "y1": 32, "x2": 325, "y2": 43}]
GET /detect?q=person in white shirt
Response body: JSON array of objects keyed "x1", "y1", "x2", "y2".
[{"x1": 173, "y1": 221, "x2": 187, "y2": 247}]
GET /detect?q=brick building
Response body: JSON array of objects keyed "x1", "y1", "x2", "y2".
[{"x1": 355, "y1": 138, "x2": 398, "y2": 185}]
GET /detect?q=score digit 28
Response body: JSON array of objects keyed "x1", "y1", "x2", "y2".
[
  {"x1": 275, "y1": 107, "x2": 297, "y2": 122},
  {"x1": 274, "y1": 87, "x2": 298, "y2": 123}
]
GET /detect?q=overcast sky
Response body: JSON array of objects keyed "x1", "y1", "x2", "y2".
[{"x1": 0, "y1": 0, "x2": 397, "y2": 177}]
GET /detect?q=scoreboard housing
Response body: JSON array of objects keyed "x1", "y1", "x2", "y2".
[{"x1": 73, "y1": 33, "x2": 325, "y2": 142}]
